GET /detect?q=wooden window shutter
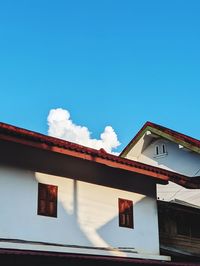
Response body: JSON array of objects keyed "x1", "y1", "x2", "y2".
[
  {"x1": 38, "y1": 183, "x2": 58, "y2": 218},
  {"x1": 118, "y1": 198, "x2": 133, "y2": 229}
]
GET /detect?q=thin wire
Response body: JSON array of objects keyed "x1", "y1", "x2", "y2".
[
  {"x1": 193, "y1": 167, "x2": 200, "y2": 176},
  {"x1": 168, "y1": 187, "x2": 184, "y2": 201}
]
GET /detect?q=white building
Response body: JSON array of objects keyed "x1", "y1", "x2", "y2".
[
  {"x1": 120, "y1": 122, "x2": 200, "y2": 207},
  {"x1": 0, "y1": 121, "x2": 192, "y2": 264},
  {"x1": 0, "y1": 122, "x2": 199, "y2": 265}
]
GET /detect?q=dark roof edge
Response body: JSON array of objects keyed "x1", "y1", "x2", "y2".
[
  {"x1": 0, "y1": 248, "x2": 198, "y2": 265},
  {"x1": 120, "y1": 121, "x2": 200, "y2": 157},
  {"x1": 0, "y1": 121, "x2": 199, "y2": 189}
]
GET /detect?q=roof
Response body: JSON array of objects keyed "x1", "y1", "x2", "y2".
[
  {"x1": 169, "y1": 199, "x2": 200, "y2": 210},
  {"x1": 120, "y1": 121, "x2": 200, "y2": 157},
  {"x1": 159, "y1": 198, "x2": 200, "y2": 211},
  {"x1": 0, "y1": 248, "x2": 199, "y2": 265},
  {"x1": 0, "y1": 122, "x2": 199, "y2": 188},
  {"x1": 158, "y1": 199, "x2": 200, "y2": 211}
]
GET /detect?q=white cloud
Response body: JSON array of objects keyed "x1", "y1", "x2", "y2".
[{"x1": 47, "y1": 108, "x2": 120, "y2": 154}]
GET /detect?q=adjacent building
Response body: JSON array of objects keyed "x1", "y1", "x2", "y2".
[
  {"x1": 158, "y1": 199, "x2": 200, "y2": 261},
  {"x1": 120, "y1": 121, "x2": 200, "y2": 261}
]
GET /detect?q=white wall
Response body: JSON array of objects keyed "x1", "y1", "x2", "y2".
[
  {"x1": 125, "y1": 139, "x2": 200, "y2": 206},
  {"x1": 0, "y1": 165, "x2": 160, "y2": 256},
  {"x1": 127, "y1": 139, "x2": 200, "y2": 177}
]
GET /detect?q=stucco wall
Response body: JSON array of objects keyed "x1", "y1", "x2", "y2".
[
  {"x1": 125, "y1": 139, "x2": 200, "y2": 206},
  {"x1": 0, "y1": 165, "x2": 160, "y2": 256},
  {"x1": 127, "y1": 140, "x2": 200, "y2": 177}
]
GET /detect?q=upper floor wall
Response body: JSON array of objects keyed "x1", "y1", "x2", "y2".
[
  {"x1": 125, "y1": 138, "x2": 200, "y2": 177},
  {"x1": 0, "y1": 165, "x2": 169, "y2": 260}
]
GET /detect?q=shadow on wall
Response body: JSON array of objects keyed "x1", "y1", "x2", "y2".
[
  {"x1": 97, "y1": 196, "x2": 157, "y2": 253},
  {"x1": 34, "y1": 179, "x2": 93, "y2": 247},
  {"x1": 5, "y1": 168, "x2": 156, "y2": 252},
  {"x1": 3, "y1": 168, "x2": 94, "y2": 247},
  {"x1": 142, "y1": 140, "x2": 200, "y2": 177}
]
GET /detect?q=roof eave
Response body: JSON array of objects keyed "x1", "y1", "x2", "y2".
[
  {"x1": 120, "y1": 122, "x2": 200, "y2": 157},
  {"x1": 0, "y1": 121, "x2": 199, "y2": 189}
]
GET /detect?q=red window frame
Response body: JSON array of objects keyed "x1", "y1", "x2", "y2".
[
  {"x1": 38, "y1": 183, "x2": 58, "y2": 218},
  {"x1": 118, "y1": 198, "x2": 133, "y2": 229}
]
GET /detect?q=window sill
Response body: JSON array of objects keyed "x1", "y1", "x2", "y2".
[{"x1": 153, "y1": 152, "x2": 168, "y2": 159}]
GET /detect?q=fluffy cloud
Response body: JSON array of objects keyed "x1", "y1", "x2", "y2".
[{"x1": 47, "y1": 108, "x2": 120, "y2": 154}]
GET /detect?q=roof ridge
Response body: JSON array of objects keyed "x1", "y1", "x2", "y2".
[
  {"x1": 120, "y1": 121, "x2": 200, "y2": 157},
  {"x1": 147, "y1": 121, "x2": 200, "y2": 145}
]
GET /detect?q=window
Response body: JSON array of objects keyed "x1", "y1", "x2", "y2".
[
  {"x1": 177, "y1": 213, "x2": 190, "y2": 236},
  {"x1": 177, "y1": 212, "x2": 200, "y2": 238},
  {"x1": 118, "y1": 198, "x2": 133, "y2": 229},
  {"x1": 154, "y1": 143, "x2": 167, "y2": 157},
  {"x1": 38, "y1": 183, "x2": 58, "y2": 217},
  {"x1": 155, "y1": 145, "x2": 159, "y2": 155},
  {"x1": 162, "y1": 144, "x2": 166, "y2": 154}
]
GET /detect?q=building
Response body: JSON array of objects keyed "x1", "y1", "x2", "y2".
[
  {"x1": 120, "y1": 121, "x2": 200, "y2": 205},
  {"x1": 0, "y1": 121, "x2": 198, "y2": 266},
  {"x1": 120, "y1": 121, "x2": 200, "y2": 178},
  {"x1": 120, "y1": 121, "x2": 200, "y2": 261},
  {"x1": 158, "y1": 199, "x2": 200, "y2": 262},
  {"x1": 0, "y1": 122, "x2": 199, "y2": 265}
]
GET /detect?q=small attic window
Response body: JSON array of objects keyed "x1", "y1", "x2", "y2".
[
  {"x1": 162, "y1": 144, "x2": 166, "y2": 154},
  {"x1": 154, "y1": 143, "x2": 167, "y2": 157},
  {"x1": 155, "y1": 145, "x2": 159, "y2": 155}
]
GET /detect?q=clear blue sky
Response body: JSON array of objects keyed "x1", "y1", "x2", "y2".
[{"x1": 0, "y1": 0, "x2": 200, "y2": 152}]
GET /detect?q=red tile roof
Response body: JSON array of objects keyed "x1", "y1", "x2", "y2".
[
  {"x1": 144, "y1": 122, "x2": 200, "y2": 148},
  {"x1": 120, "y1": 121, "x2": 200, "y2": 156},
  {"x1": 0, "y1": 122, "x2": 199, "y2": 188}
]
